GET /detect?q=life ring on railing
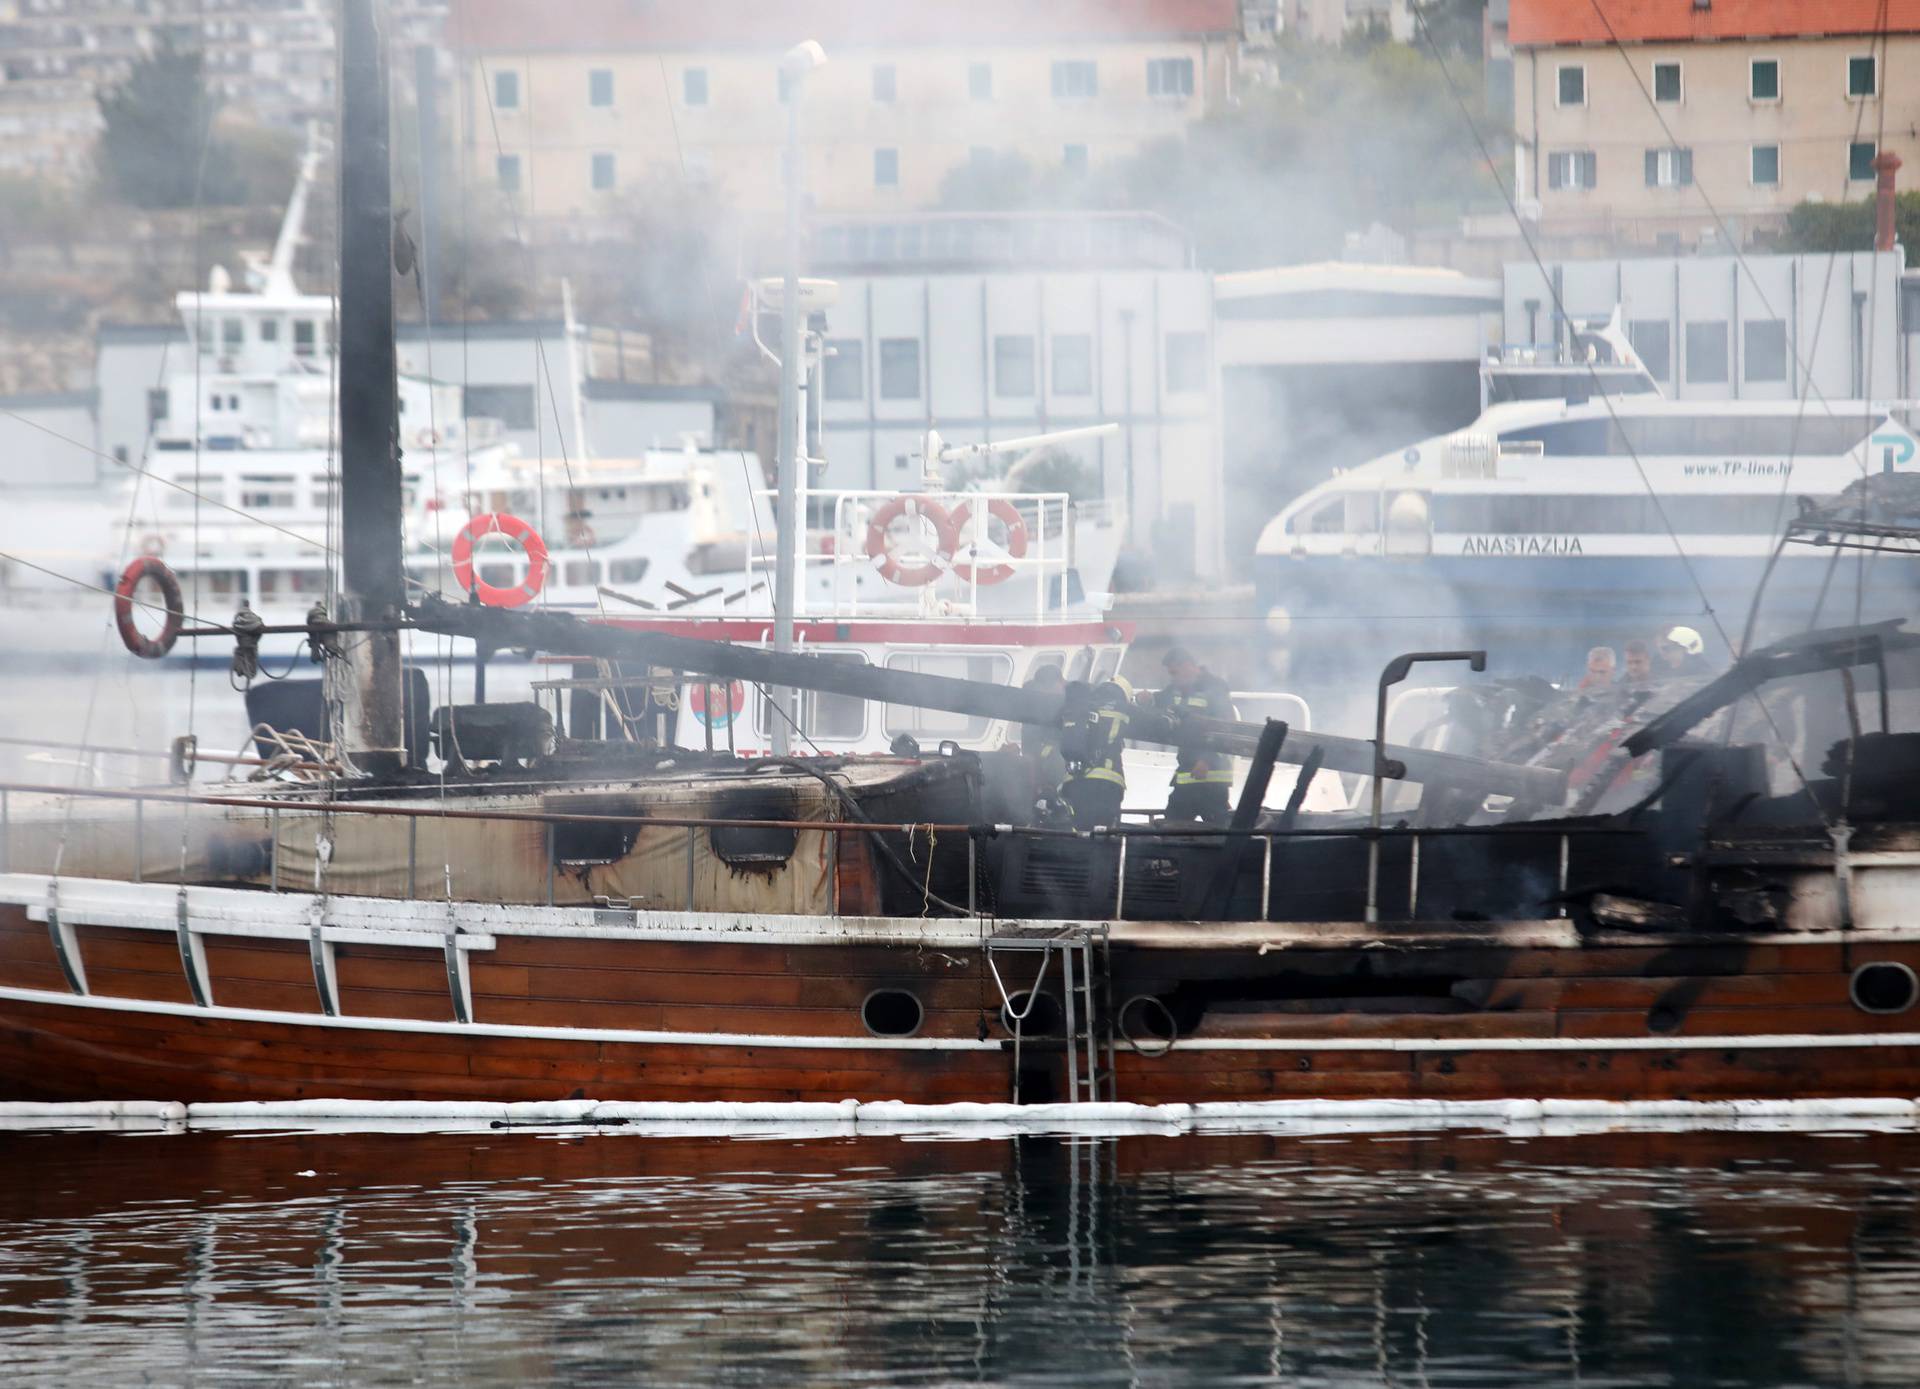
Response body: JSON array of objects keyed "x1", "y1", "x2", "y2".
[
  {"x1": 948, "y1": 498, "x2": 1029, "y2": 586},
  {"x1": 138, "y1": 532, "x2": 165, "y2": 558},
  {"x1": 864, "y1": 495, "x2": 955, "y2": 587},
  {"x1": 451, "y1": 512, "x2": 548, "y2": 607},
  {"x1": 113, "y1": 555, "x2": 185, "y2": 660}
]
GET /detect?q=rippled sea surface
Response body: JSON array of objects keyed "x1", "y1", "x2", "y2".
[{"x1": 0, "y1": 1124, "x2": 1917, "y2": 1387}]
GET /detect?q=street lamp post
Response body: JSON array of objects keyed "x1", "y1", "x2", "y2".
[{"x1": 771, "y1": 40, "x2": 826, "y2": 757}]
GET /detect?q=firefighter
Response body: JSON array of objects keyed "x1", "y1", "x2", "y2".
[
  {"x1": 1149, "y1": 646, "x2": 1234, "y2": 824},
  {"x1": 1015, "y1": 663, "x2": 1069, "y2": 817},
  {"x1": 1059, "y1": 676, "x2": 1132, "y2": 830}
]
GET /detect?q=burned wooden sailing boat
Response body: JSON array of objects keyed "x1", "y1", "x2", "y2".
[{"x1": 2, "y1": 1, "x2": 1918, "y2": 1109}]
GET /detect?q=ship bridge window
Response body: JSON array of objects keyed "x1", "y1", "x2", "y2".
[
  {"x1": 1290, "y1": 494, "x2": 1349, "y2": 534},
  {"x1": 608, "y1": 557, "x2": 649, "y2": 585},
  {"x1": 756, "y1": 650, "x2": 867, "y2": 741},
  {"x1": 293, "y1": 320, "x2": 316, "y2": 358},
  {"x1": 259, "y1": 568, "x2": 327, "y2": 599},
  {"x1": 1432, "y1": 493, "x2": 1802, "y2": 534},
  {"x1": 240, "y1": 474, "x2": 297, "y2": 508},
  {"x1": 1091, "y1": 648, "x2": 1123, "y2": 682},
  {"x1": 563, "y1": 560, "x2": 601, "y2": 586},
  {"x1": 1500, "y1": 415, "x2": 1872, "y2": 457},
  {"x1": 168, "y1": 473, "x2": 221, "y2": 508}
]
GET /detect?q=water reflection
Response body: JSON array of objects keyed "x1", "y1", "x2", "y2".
[{"x1": 0, "y1": 1126, "x2": 1915, "y2": 1386}]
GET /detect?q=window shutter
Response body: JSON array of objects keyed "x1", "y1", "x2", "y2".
[
  {"x1": 1677, "y1": 148, "x2": 1694, "y2": 186},
  {"x1": 1548, "y1": 155, "x2": 1564, "y2": 190},
  {"x1": 1580, "y1": 151, "x2": 1597, "y2": 188},
  {"x1": 1645, "y1": 150, "x2": 1659, "y2": 186}
]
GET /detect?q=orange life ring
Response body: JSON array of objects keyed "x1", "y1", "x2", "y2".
[
  {"x1": 113, "y1": 556, "x2": 185, "y2": 660},
  {"x1": 864, "y1": 495, "x2": 955, "y2": 587},
  {"x1": 451, "y1": 512, "x2": 549, "y2": 607},
  {"x1": 948, "y1": 498, "x2": 1029, "y2": 586}
]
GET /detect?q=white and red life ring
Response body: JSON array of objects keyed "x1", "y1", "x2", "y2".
[
  {"x1": 451, "y1": 512, "x2": 549, "y2": 608},
  {"x1": 687, "y1": 678, "x2": 746, "y2": 729},
  {"x1": 863, "y1": 495, "x2": 955, "y2": 587},
  {"x1": 948, "y1": 498, "x2": 1029, "y2": 586},
  {"x1": 113, "y1": 555, "x2": 185, "y2": 660}
]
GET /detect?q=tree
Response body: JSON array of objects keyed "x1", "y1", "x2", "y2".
[
  {"x1": 96, "y1": 41, "x2": 221, "y2": 209},
  {"x1": 1778, "y1": 192, "x2": 1920, "y2": 267}
]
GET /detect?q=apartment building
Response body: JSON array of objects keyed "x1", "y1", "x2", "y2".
[
  {"x1": 1510, "y1": 0, "x2": 1920, "y2": 249},
  {"x1": 0, "y1": 0, "x2": 444, "y2": 182},
  {"x1": 447, "y1": 0, "x2": 1241, "y2": 218}
]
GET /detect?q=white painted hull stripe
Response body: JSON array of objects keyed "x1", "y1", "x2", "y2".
[
  {"x1": 1, "y1": 1097, "x2": 1918, "y2": 1126},
  {"x1": 0, "y1": 985, "x2": 998, "y2": 1051},
  {"x1": 1, "y1": 984, "x2": 1918, "y2": 1057}
]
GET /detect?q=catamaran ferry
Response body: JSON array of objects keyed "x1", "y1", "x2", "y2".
[{"x1": 1256, "y1": 387, "x2": 1920, "y2": 686}]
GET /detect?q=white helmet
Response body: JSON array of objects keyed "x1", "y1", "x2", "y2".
[{"x1": 1661, "y1": 625, "x2": 1704, "y2": 656}]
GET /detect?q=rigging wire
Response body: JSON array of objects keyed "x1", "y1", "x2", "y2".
[{"x1": 1409, "y1": 2, "x2": 1831, "y2": 824}]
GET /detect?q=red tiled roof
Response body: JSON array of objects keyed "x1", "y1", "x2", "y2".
[
  {"x1": 449, "y1": 0, "x2": 1243, "y2": 53},
  {"x1": 1509, "y1": 0, "x2": 1920, "y2": 47}
]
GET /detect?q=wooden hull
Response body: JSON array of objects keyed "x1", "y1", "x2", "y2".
[{"x1": 4, "y1": 875, "x2": 1920, "y2": 1106}]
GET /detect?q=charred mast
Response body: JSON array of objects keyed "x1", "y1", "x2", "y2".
[{"x1": 332, "y1": 0, "x2": 408, "y2": 776}]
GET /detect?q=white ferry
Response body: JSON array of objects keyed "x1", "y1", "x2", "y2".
[{"x1": 1256, "y1": 328, "x2": 1920, "y2": 685}]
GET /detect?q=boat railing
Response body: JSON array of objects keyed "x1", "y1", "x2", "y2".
[
  {"x1": 0, "y1": 774, "x2": 1637, "y2": 926},
  {"x1": 747, "y1": 489, "x2": 1082, "y2": 620}
]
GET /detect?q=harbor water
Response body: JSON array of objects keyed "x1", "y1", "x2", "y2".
[{"x1": 0, "y1": 1121, "x2": 1917, "y2": 1386}]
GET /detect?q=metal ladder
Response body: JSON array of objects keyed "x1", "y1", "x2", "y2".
[{"x1": 987, "y1": 926, "x2": 1116, "y2": 1104}]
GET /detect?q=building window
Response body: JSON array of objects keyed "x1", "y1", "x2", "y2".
[
  {"x1": 1744, "y1": 320, "x2": 1788, "y2": 383},
  {"x1": 1850, "y1": 140, "x2": 1877, "y2": 181},
  {"x1": 969, "y1": 61, "x2": 992, "y2": 100},
  {"x1": 1052, "y1": 334, "x2": 1093, "y2": 396},
  {"x1": 873, "y1": 148, "x2": 899, "y2": 189},
  {"x1": 1628, "y1": 320, "x2": 1670, "y2": 382},
  {"x1": 464, "y1": 384, "x2": 536, "y2": 430},
  {"x1": 1146, "y1": 57, "x2": 1194, "y2": 98},
  {"x1": 293, "y1": 320, "x2": 316, "y2": 358},
  {"x1": 1652, "y1": 61, "x2": 1681, "y2": 103},
  {"x1": 496, "y1": 154, "x2": 520, "y2": 193},
  {"x1": 879, "y1": 339, "x2": 920, "y2": 399},
  {"x1": 591, "y1": 152, "x2": 615, "y2": 191},
  {"x1": 1052, "y1": 60, "x2": 1098, "y2": 101},
  {"x1": 872, "y1": 63, "x2": 895, "y2": 102},
  {"x1": 1546, "y1": 150, "x2": 1596, "y2": 191},
  {"x1": 259, "y1": 318, "x2": 279, "y2": 342},
  {"x1": 1556, "y1": 64, "x2": 1584, "y2": 107},
  {"x1": 1848, "y1": 54, "x2": 1877, "y2": 98},
  {"x1": 823, "y1": 340, "x2": 864, "y2": 401},
  {"x1": 1750, "y1": 58, "x2": 1780, "y2": 101},
  {"x1": 1644, "y1": 146, "x2": 1693, "y2": 188},
  {"x1": 1063, "y1": 143, "x2": 1088, "y2": 174},
  {"x1": 221, "y1": 318, "x2": 243, "y2": 351},
  {"x1": 588, "y1": 68, "x2": 613, "y2": 107},
  {"x1": 1684, "y1": 321, "x2": 1728, "y2": 385},
  {"x1": 683, "y1": 67, "x2": 708, "y2": 106},
  {"x1": 493, "y1": 69, "x2": 518, "y2": 110},
  {"x1": 994, "y1": 336, "x2": 1036, "y2": 397},
  {"x1": 1751, "y1": 144, "x2": 1780, "y2": 186},
  {"x1": 1165, "y1": 332, "x2": 1207, "y2": 393}
]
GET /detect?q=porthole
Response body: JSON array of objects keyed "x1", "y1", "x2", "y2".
[
  {"x1": 1000, "y1": 989, "x2": 1063, "y2": 1036},
  {"x1": 861, "y1": 988, "x2": 924, "y2": 1038},
  {"x1": 1850, "y1": 962, "x2": 1918, "y2": 1015}
]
